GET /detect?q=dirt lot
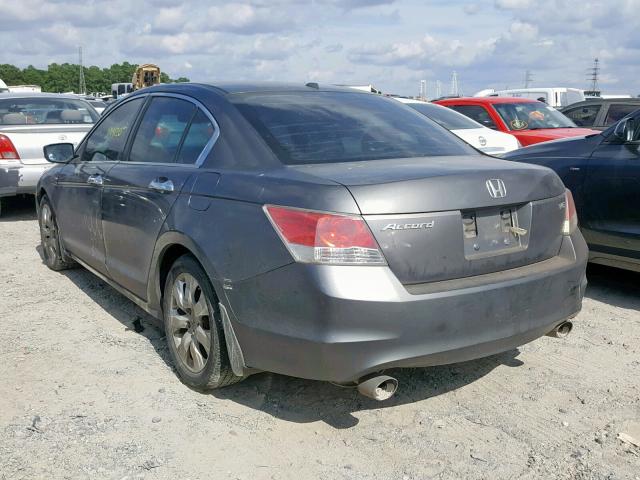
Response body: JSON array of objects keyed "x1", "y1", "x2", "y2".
[{"x1": 0, "y1": 196, "x2": 639, "y2": 480}]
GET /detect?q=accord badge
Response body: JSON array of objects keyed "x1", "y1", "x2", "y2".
[{"x1": 382, "y1": 221, "x2": 434, "y2": 231}]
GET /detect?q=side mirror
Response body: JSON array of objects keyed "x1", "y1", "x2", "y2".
[
  {"x1": 614, "y1": 118, "x2": 638, "y2": 143},
  {"x1": 43, "y1": 143, "x2": 75, "y2": 163}
]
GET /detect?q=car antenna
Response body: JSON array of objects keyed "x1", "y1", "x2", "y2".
[{"x1": 306, "y1": 82, "x2": 319, "y2": 89}]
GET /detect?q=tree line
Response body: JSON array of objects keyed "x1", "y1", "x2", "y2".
[{"x1": 0, "y1": 62, "x2": 190, "y2": 94}]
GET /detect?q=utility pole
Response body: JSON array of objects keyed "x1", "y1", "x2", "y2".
[
  {"x1": 78, "y1": 46, "x2": 86, "y2": 95},
  {"x1": 585, "y1": 58, "x2": 600, "y2": 96},
  {"x1": 450, "y1": 71, "x2": 459, "y2": 96},
  {"x1": 419, "y1": 80, "x2": 427, "y2": 100},
  {"x1": 524, "y1": 70, "x2": 533, "y2": 88}
]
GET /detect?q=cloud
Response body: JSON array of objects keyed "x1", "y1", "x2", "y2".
[
  {"x1": 206, "y1": 3, "x2": 294, "y2": 34},
  {"x1": 348, "y1": 34, "x2": 496, "y2": 70},
  {"x1": 320, "y1": 0, "x2": 396, "y2": 9},
  {"x1": 325, "y1": 43, "x2": 344, "y2": 53},
  {"x1": 494, "y1": 0, "x2": 533, "y2": 9},
  {"x1": 152, "y1": 6, "x2": 188, "y2": 33},
  {"x1": 463, "y1": 4, "x2": 481, "y2": 15}
]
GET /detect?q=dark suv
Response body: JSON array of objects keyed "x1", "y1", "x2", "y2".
[
  {"x1": 37, "y1": 83, "x2": 587, "y2": 400},
  {"x1": 561, "y1": 98, "x2": 640, "y2": 130}
]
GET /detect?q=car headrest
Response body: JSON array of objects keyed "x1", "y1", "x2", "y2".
[
  {"x1": 60, "y1": 110, "x2": 83, "y2": 122},
  {"x1": 2, "y1": 112, "x2": 27, "y2": 124}
]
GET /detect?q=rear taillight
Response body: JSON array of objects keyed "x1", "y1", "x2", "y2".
[
  {"x1": 562, "y1": 189, "x2": 578, "y2": 235},
  {"x1": 0, "y1": 134, "x2": 20, "y2": 160},
  {"x1": 264, "y1": 205, "x2": 386, "y2": 265}
]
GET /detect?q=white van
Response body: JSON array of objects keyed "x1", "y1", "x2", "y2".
[{"x1": 475, "y1": 87, "x2": 585, "y2": 108}]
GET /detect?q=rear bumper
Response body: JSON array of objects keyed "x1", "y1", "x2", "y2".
[
  {"x1": 225, "y1": 231, "x2": 588, "y2": 383},
  {"x1": 0, "y1": 163, "x2": 52, "y2": 197}
]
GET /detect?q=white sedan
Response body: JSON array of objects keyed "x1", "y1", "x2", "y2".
[
  {"x1": 0, "y1": 93, "x2": 98, "y2": 215},
  {"x1": 395, "y1": 98, "x2": 520, "y2": 155}
]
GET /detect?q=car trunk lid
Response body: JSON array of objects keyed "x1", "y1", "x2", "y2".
[
  {"x1": 0, "y1": 124, "x2": 91, "y2": 165},
  {"x1": 291, "y1": 155, "x2": 567, "y2": 284}
]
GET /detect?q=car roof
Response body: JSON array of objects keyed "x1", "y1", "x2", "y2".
[
  {"x1": 0, "y1": 92, "x2": 90, "y2": 101},
  {"x1": 570, "y1": 98, "x2": 640, "y2": 106},
  {"x1": 196, "y1": 82, "x2": 371, "y2": 95},
  {"x1": 436, "y1": 96, "x2": 539, "y2": 105}
]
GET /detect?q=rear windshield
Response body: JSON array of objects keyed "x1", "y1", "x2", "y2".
[
  {"x1": 231, "y1": 91, "x2": 475, "y2": 165},
  {"x1": 0, "y1": 97, "x2": 98, "y2": 125},
  {"x1": 493, "y1": 102, "x2": 576, "y2": 130},
  {"x1": 406, "y1": 102, "x2": 482, "y2": 130}
]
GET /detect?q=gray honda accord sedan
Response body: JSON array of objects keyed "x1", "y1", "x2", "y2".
[{"x1": 37, "y1": 82, "x2": 587, "y2": 400}]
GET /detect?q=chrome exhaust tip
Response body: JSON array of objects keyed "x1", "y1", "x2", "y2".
[
  {"x1": 357, "y1": 375, "x2": 398, "y2": 401},
  {"x1": 546, "y1": 321, "x2": 573, "y2": 338}
]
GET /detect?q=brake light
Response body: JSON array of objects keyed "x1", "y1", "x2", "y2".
[
  {"x1": 0, "y1": 134, "x2": 20, "y2": 160},
  {"x1": 562, "y1": 189, "x2": 578, "y2": 235},
  {"x1": 264, "y1": 205, "x2": 386, "y2": 265}
]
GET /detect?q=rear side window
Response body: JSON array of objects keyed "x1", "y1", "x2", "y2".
[
  {"x1": 563, "y1": 104, "x2": 601, "y2": 127},
  {"x1": 231, "y1": 92, "x2": 474, "y2": 165},
  {"x1": 175, "y1": 110, "x2": 216, "y2": 164},
  {"x1": 127, "y1": 97, "x2": 215, "y2": 164},
  {"x1": 82, "y1": 98, "x2": 143, "y2": 162},
  {"x1": 605, "y1": 104, "x2": 640, "y2": 126},
  {"x1": 449, "y1": 105, "x2": 498, "y2": 129},
  {"x1": 0, "y1": 97, "x2": 98, "y2": 125},
  {"x1": 129, "y1": 97, "x2": 195, "y2": 164}
]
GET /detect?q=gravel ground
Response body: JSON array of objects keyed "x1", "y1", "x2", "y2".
[{"x1": 1, "y1": 196, "x2": 639, "y2": 480}]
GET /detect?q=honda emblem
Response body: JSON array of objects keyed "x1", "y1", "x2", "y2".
[{"x1": 486, "y1": 179, "x2": 507, "y2": 198}]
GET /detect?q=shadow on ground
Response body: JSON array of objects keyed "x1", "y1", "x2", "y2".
[
  {"x1": 45, "y1": 255, "x2": 523, "y2": 428},
  {"x1": 585, "y1": 263, "x2": 640, "y2": 310},
  {"x1": 37, "y1": 244, "x2": 638, "y2": 428},
  {"x1": 0, "y1": 195, "x2": 37, "y2": 222}
]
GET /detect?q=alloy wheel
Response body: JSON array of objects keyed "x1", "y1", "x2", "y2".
[
  {"x1": 40, "y1": 203, "x2": 59, "y2": 263},
  {"x1": 168, "y1": 273, "x2": 212, "y2": 373}
]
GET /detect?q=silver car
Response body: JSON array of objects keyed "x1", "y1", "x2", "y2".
[{"x1": 0, "y1": 93, "x2": 98, "y2": 215}]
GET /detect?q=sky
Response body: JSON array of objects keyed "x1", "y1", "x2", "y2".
[{"x1": 1, "y1": 0, "x2": 639, "y2": 97}]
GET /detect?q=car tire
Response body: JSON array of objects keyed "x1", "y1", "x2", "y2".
[
  {"x1": 38, "y1": 196, "x2": 76, "y2": 271},
  {"x1": 163, "y1": 254, "x2": 241, "y2": 390}
]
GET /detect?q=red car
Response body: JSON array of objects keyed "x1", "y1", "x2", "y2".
[{"x1": 434, "y1": 97, "x2": 599, "y2": 146}]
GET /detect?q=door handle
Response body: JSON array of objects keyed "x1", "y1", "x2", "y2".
[
  {"x1": 87, "y1": 174, "x2": 103, "y2": 186},
  {"x1": 149, "y1": 177, "x2": 174, "y2": 193},
  {"x1": 569, "y1": 167, "x2": 581, "y2": 171}
]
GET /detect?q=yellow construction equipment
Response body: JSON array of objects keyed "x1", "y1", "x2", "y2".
[{"x1": 132, "y1": 64, "x2": 161, "y2": 91}]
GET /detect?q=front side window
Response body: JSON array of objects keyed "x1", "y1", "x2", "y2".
[
  {"x1": 0, "y1": 97, "x2": 99, "y2": 125},
  {"x1": 128, "y1": 97, "x2": 211, "y2": 164},
  {"x1": 231, "y1": 92, "x2": 475, "y2": 165},
  {"x1": 493, "y1": 102, "x2": 576, "y2": 130},
  {"x1": 407, "y1": 102, "x2": 482, "y2": 130},
  {"x1": 563, "y1": 104, "x2": 601, "y2": 127},
  {"x1": 605, "y1": 104, "x2": 640, "y2": 126},
  {"x1": 82, "y1": 98, "x2": 143, "y2": 162},
  {"x1": 449, "y1": 105, "x2": 498, "y2": 129}
]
